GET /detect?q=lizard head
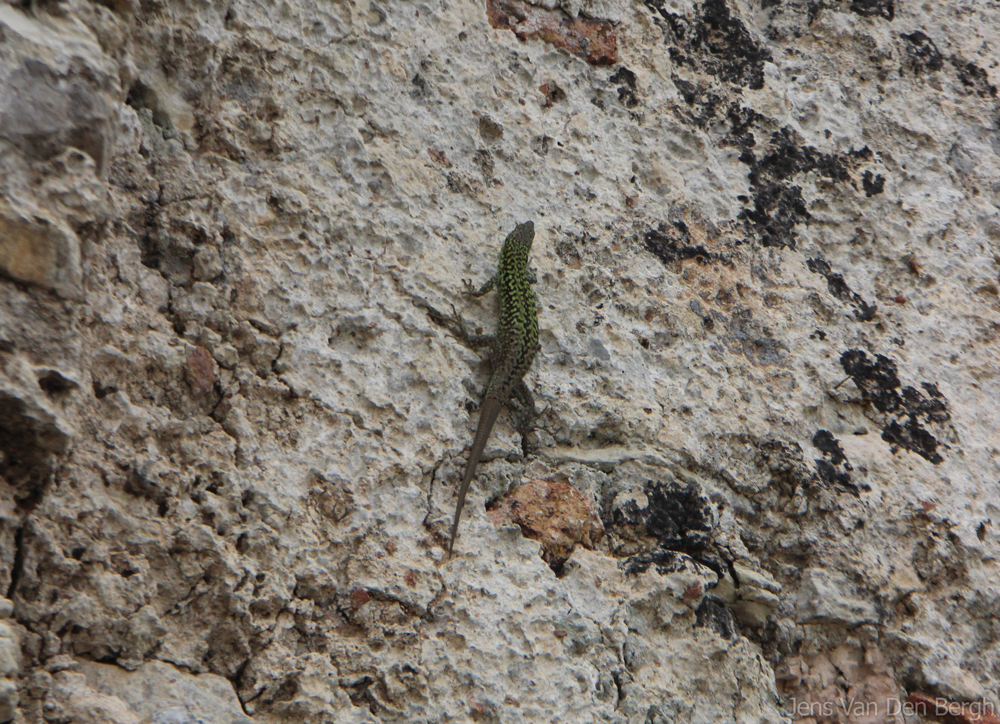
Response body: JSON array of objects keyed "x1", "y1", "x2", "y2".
[{"x1": 509, "y1": 221, "x2": 535, "y2": 251}]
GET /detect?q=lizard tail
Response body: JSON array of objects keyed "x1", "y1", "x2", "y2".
[{"x1": 448, "y1": 396, "x2": 502, "y2": 557}]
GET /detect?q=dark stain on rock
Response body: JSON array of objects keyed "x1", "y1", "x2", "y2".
[
  {"x1": 951, "y1": 58, "x2": 997, "y2": 98},
  {"x1": 738, "y1": 129, "x2": 877, "y2": 249},
  {"x1": 806, "y1": 257, "x2": 877, "y2": 321},
  {"x1": 812, "y1": 430, "x2": 863, "y2": 494},
  {"x1": 613, "y1": 480, "x2": 719, "y2": 576},
  {"x1": 840, "y1": 350, "x2": 950, "y2": 464},
  {"x1": 850, "y1": 0, "x2": 894, "y2": 21},
  {"x1": 643, "y1": 0, "x2": 772, "y2": 90},
  {"x1": 672, "y1": 76, "x2": 724, "y2": 126},
  {"x1": 726, "y1": 309, "x2": 787, "y2": 366},
  {"x1": 610, "y1": 67, "x2": 639, "y2": 108},
  {"x1": 862, "y1": 170, "x2": 885, "y2": 196},
  {"x1": 695, "y1": 596, "x2": 738, "y2": 639},
  {"x1": 900, "y1": 31, "x2": 943, "y2": 74},
  {"x1": 644, "y1": 221, "x2": 715, "y2": 265}
]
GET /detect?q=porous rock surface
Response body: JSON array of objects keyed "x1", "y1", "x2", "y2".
[{"x1": 0, "y1": 0, "x2": 998, "y2": 721}]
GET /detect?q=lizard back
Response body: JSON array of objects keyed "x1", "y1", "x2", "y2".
[{"x1": 488, "y1": 222, "x2": 539, "y2": 399}]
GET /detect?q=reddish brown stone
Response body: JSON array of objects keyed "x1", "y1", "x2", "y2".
[
  {"x1": 776, "y1": 646, "x2": 904, "y2": 724},
  {"x1": 682, "y1": 581, "x2": 704, "y2": 608},
  {"x1": 539, "y1": 81, "x2": 566, "y2": 107},
  {"x1": 487, "y1": 0, "x2": 617, "y2": 66},
  {"x1": 349, "y1": 588, "x2": 371, "y2": 608},
  {"x1": 488, "y1": 478, "x2": 604, "y2": 563},
  {"x1": 907, "y1": 692, "x2": 1000, "y2": 724},
  {"x1": 427, "y1": 148, "x2": 452, "y2": 167},
  {"x1": 186, "y1": 346, "x2": 217, "y2": 397}
]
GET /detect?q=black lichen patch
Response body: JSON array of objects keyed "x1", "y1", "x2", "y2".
[
  {"x1": 411, "y1": 73, "x2": 429, "y2": 98},
  {"x1": 695, "y1": 597, "x2": 738, "y2": 639},
  {"x1": 610, "y1": 67, "x2": 639, "y2": 108},
  {"x1": 724, "y1": 103, "x2": 765, "y2": 152},
  {"x1": 700, "y1": 0, "x2": 772, "y2": 89},
  {"x1": 735, "y1": 132, "x2": 883, "y2": 250},
  {"x1": 901, "y1": 31, "x2": 943, "y2": 74},
  {"x1": 840, "y1": 350, "x2": 950, "y2": 464},
  {"x1": 739, "y1": 176, "x2": 808, "y2": 250},
  {"x1": 643, "y1": 0, "x2": 772, "y2": 90},
  {"x1": 850, "y1": 0, "x2": 893, "y2": 21},
  {"x1": 812, "y1": 430, "x2": 864, "y2": 494},
  {"x1": 672, "y1": 76, "x2": 723, "y2": 126},
  {"x1": 951, "y1": 58, "x2": 998, "y2": 98},
  {"x1": 643, "y1": 481, "x2": 712, "y2": 552},
  {"x1": 759, "y1": 435, "x2": 867, "y2": 497},
  {"x1": 813, "y1": 430, "x2": 848, "y2": 466},
  {"x1": 644, "y1": 221, "x2": 715, "y2": 265},
  {"x1": 841, "y1": 350, "x2": 902, "y2": 413},
  {"x1": 806, "y1": 257, "x2": 877, "y2": 321},
  {"x1": 738, "y1": 129, "x2": 864, "y2": 249},
  {"x1": 612, "y1": 480, "x2": 717, "y2": 575},
  {"x1": 862, "y1": 170, "x2": 885, "y2": 197},
  {"x1": 814, "y1": 459, "x2": 852, "y2": 491},
  {"x1": 758, "y1": 437, "x2": 809, "y2": 493},
  {"x1": 752, "y1": 128, "x2": 851, "y2": 183}
]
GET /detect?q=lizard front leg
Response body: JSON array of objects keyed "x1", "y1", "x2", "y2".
[
  {"x1": 463, "y1": 274, "x2": 496, "y2": 298},
  {"x1": 412, "y1": 296, "x2": 494, "y2": 349}
]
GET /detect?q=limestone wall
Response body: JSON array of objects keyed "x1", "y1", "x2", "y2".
[{"x1": 1, "y1": 0, "x2": 998, "y2": 721}]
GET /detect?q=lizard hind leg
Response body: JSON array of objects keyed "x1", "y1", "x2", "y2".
[
  {"x1": 508, "y1": 379, "x2": 538, "y2": 449},
  {"x1": 446, "y1": 302, "x2": 494, "y2": 349},
  {"x1": 411, "y1": 296, "x2": 495, "y2": 349}
]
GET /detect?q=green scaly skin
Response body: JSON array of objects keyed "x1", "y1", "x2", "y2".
[{"x1": 448, "y1": 221, "x2": 539, "y2": 557}]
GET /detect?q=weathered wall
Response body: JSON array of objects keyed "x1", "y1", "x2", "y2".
[{"x1": 0, "y1": 0, "x2": 999, "y2": 721}]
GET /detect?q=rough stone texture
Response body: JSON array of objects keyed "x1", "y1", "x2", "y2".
[
  {"x1": 487, "y1": 477, "x2": 605, "y2": 564},
  {"x1": 0, "y1": 598, "x2": 18, "y2": 724},
  {"x1": 0, "y1": 0, "x2": 998, "y2": 722}
]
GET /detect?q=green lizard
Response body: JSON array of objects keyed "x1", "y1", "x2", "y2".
[{"x1": 446, "y1": 221, "x2": 540, "y2": 557}]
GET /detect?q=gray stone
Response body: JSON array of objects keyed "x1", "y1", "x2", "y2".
[
  {"x1": 0, "y1": 206, "x2": 82, "y2": 299},
  {"x1": 0, "y1": 638, "x2": 15, "y2": 678},
  {"x1": 0, "y1": 678, "x2": 17, "y2": 724},
  {"x1": 0, "y1": 49, "x2": 113, "y2": 174},
  {"x1": 796, "y1": 568, "x2": 877, "y2": 626},
  {"x1": 192, "y1": 247, "x2": 224, "y2": 282},
  {"x1": 81, "y1": 661, "x2": 251, "y2": 724}
]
